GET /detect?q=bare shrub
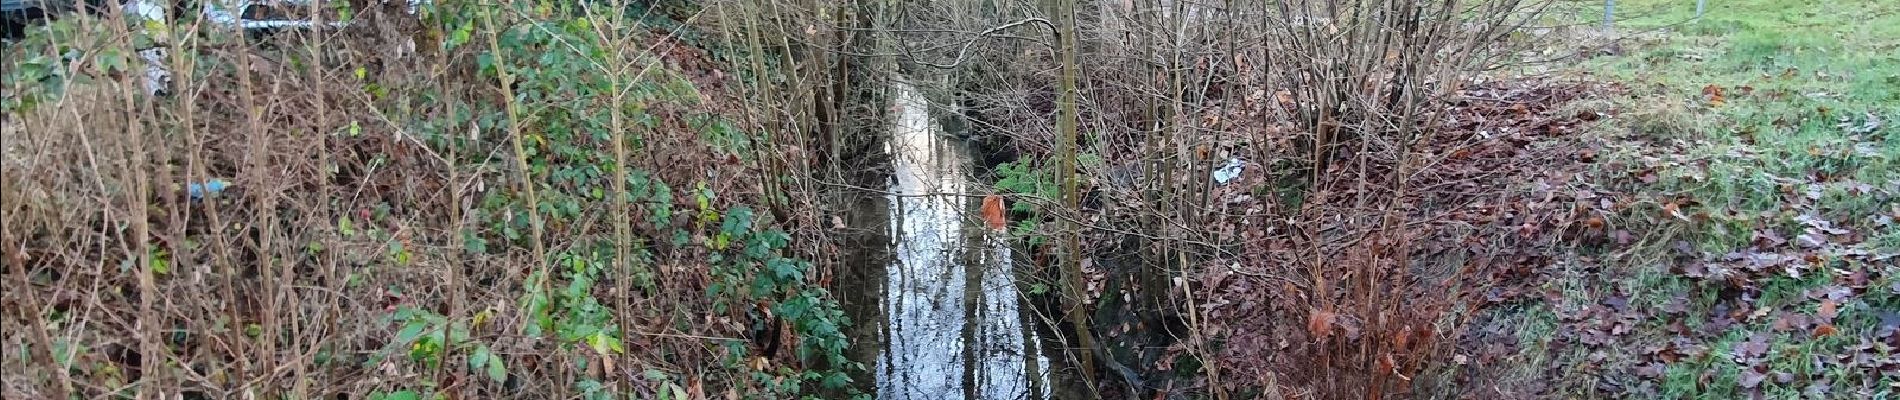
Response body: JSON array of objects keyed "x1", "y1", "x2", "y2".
[
  {"x1": 925, "y1": 0, "x2": 1555, "y2": 397},
  {"x1": 2, "y1": 2, "x2": 850, "y2": 398}
]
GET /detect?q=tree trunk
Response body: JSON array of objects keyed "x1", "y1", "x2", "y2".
[{"x1": 1052, "y1": 0, "x2": 1099, "y2": 396}]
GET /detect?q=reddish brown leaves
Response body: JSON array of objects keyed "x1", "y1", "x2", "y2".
[
  {"x1": 1812, "y1": 324, "x2": 1838, "y2": 338},
  {"x1": 1308, "y1": 308, "x2": 1335, "y2": 339},
  {"x1": 1391, "y1": 325, "x2": 1413, "y2": 351},
  {"x1": 1813, "y1": 299, "x2": 1841, "y2": 337},
  {"x1": 1179, "y1": 78, "x2": 1661, "y2": 396},
  {"x1": 980, "y1": 195, "x2": 1007, "y2": 230},
  {"x1": 1817, "y1": 299, "x2": 1838, "y2": 321},
  {"x1": 1702, "y1": 84, "x2": 1726, "y2": 107}
]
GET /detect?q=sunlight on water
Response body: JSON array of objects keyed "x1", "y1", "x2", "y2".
[{"x1": 873, "y1": 81, "x2": 1054, "y2": 399}]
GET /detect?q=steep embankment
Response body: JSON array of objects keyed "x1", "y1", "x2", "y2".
[{"x1": 1, "y1": 3, "x2": 856, "y2": 398}]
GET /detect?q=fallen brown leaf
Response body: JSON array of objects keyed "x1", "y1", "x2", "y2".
[
  {"x1": 1308, "y1": 308, "x2": 1335, "y2": 339},
  {"x1": 1812, "y1": 323, "x2": 1838, "y2": 338}
]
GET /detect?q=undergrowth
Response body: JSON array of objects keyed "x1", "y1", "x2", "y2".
[{"x1": 1, "y1": 1, "x2": 858, "y2": 399}]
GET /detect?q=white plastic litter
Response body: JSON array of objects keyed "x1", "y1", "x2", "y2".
[
  {"x1": 202, "y1": 0, "x2": 431, "y2": 30},
  {"x1": 1213, "y1": 158, "x2": 1246, "y2": 184},
  {"x1": 201, "y1": 1, "x2": 343, "y2": 30},
  {"x1": 125, "y1": 0, "x2": 171, "y2": 95}
]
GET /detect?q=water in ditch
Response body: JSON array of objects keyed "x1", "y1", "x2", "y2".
[{"x1": 840, "y1": 80, "x2": 1071, "y2": 399}]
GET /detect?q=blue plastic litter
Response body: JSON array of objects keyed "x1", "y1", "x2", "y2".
[{"x1": 187, "y1": 179, "x2": 230, "y2": 201}]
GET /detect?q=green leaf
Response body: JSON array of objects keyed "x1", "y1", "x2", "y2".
[
  {"x1": 721, "y1": 206, "x2": 754, "y2": 236},
  {"x1": 449, "y1": 23, "x2": 473, "y2": 49},
  {"x1": 768, "y1": 258, "x2": 801, "y2": 281},
  {"x1": 95, "y1": 49, "x2": 127, "y2": 73},
  {"x1": 339, "y1": 217, "x2": 357, "y2": 237},
  {"x1": 381, "y1": 390, "x2": 420, "y2": 400},
  {"x1": 141, "y1": 18, "x2": 169, "y2": 37},
  {"x1": 695, "y1": 182, "x2": 712, "y2": 211},
  {"x1": 334, "y1": 1, "x2": 355, "y2": 21},
  {"x1": 389, "y1": 241, "x2": 411, "y2": 266},
  {"x1": 664, "y1": 383, "x2": 688, "y2": 400},
  {"x1": 822, "y1": 371, "x2": 853, "y2": 389},
  {"x1": 586, "y1": 332, "x2": 622, "y2": 355},
  {"x1": 484, "y1": 355, "x2": 508, "y2": 383},
  {"x1": 51, "y1": 339, "x2": 84, "y2": 367},
  {"x1": 426, "y1": 326, "x2": 447, "y2": 347},
  {"x1": 462, "y1": 230, "x2": 487, "y2": 254},
  {"x1": 148, "y1": 249, "x2": 170, "y2": 275},
  {"x1": 448, "y1": 322, "x2": 470, "y2": 343},
  {"x1": 468, "y1": 346, "x2": 490, "y2": 371},
  {"x1": 395, "y1": 320, "x2": 429, "y2": 344}
]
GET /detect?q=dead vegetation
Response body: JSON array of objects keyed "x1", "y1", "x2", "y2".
[
  {"x1": 2, "y1": 2, "x2": 857, "y2": 398},
  {"x1": 6, "y1": 0, "x2": 1891, "y2": 398}
]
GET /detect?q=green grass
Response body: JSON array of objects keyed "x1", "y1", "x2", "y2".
[{"x1": 1500, "y1": 0, "x2": 1900, "y2": 397}]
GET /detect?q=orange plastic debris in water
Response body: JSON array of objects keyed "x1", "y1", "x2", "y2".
[{"x1": 981, "y1": 195, "x2": 1007, "y2": 230}]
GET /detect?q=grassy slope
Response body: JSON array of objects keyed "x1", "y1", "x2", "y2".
[{"x1": 1505, "y1": 0, "x2": 1898, "y2": 397}]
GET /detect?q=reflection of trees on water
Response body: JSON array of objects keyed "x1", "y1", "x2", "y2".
[{"x1": 860, "y1": 82, "x2": 1057, "y2": 400}]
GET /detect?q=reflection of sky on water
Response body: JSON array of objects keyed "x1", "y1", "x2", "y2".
[{"x1": 874, "y1": 82, "x2": 1053, "y2": 400}]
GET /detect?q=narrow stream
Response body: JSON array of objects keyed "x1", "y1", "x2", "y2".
[{"x1": 843, "y1": 81, "x2": 1064, "y2": 399}]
